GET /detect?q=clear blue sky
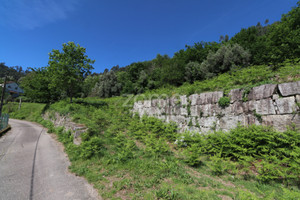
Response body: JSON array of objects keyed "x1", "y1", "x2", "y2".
[{"x1": 0, "y1": 0, "x2": 298, "y2": 73}]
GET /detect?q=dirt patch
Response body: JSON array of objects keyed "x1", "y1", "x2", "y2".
[{"x1": 218, "y1": 195, "x2": 233, "y2": 200}]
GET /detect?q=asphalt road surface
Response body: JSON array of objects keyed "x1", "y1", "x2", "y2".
[{"x1": 0, "y1": 119, "x2": 100, "y2": 200}]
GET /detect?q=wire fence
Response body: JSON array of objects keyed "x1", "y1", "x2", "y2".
[{"x1": 0, "y1": 114, "x2": 9, "y2": 132}]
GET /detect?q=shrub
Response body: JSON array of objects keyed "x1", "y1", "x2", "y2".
[
  {"x1": 176, "y1": 125, "x2": 300, "y2": 183},
  {"x1": 218, "y1": 96, "x2": 230, "y2": 108},
  {"x1": 80, "y1": 137, "x2": 104, "y2": 159}
]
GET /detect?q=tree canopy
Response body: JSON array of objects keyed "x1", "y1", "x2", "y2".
[{"x1": 48, "y1": 42, "x2": 95, "y2": 102}]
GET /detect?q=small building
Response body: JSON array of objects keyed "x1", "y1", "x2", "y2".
[{"x1": 0, "y1": 82, "x2": 24, "y2": 98}]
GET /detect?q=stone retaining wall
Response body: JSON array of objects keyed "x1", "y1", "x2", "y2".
[
  {"x1": 133, "y1": 81, "x2": 300, "y2": 133},
  {"x1": 43, "y1": 112, "x2": 87, "y2": 145}
]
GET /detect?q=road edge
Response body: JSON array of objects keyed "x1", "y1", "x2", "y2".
[{"x1": 0, "y1": 125, "x2": 11, "y2": 138}]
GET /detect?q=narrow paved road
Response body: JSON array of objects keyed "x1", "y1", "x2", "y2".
[{"x1": 0, "y1": 119, "x2": 100, "y2": 200}]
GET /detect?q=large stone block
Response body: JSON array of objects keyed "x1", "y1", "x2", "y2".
[
  {"x1": 164, "y1": 106, "x2": 172, "y2": 115},
  {"x1": 197, "y1": 91, "x2": 223, "y2": 105},
  {"x1": 180, "y1": 107, "x2": 188, "y2": 116},
  {"x1": 132, "y1": 103, "x2": 143, "y2": 114},
  {"x1": 186, "y1": 126, "x2": 201, "y2": 133},
  {"x1": 275, "y1": 96, "x2": 297, "y2": 114},
  {"x1": 143, "y1": 107, "x2": 151, "y2": 116},
  {"x1": 254, "y1": 98, "x2": 276, "y2": 115},
  {"x1": 219, "y1": 115, "x2": 243, "y2": 131},
  {"x1": 230, "y1": 101, "x2": 244, "y2": 115},
  {"x1": 228, "y1": 88, "x2": 244, "y2": 103},
  {"x1": 200, "y1": 104, "x2": 210, "y2": 117},
  {"x1": 242, "y1": 114, "x2": 261, "y2": 126},
  {"x1": 151, "y1": 99, "x2": 159, "y2": 107},
  {"x1": 170, "y1": 115, "x2": 186, "y2": 124},
  {"x1": 242, "y1": 100, "x2": 257, "y2": 113},
  {"x1": 220, "y1": 114, "x2": 259, "y2": 128},
  {"x1": 180, "y1": 95, "x2": 188, "y2": 106},
  {"x1": 262, "y1": 114, "x2": 300, "y2": 132},
  {"x1": 248, "y1": 84, "x2": 277, "y2": 100},
  {"x1": 201, "y1": 104, "x2": 222, "y2": 117},
  {"x1": 133, "y1": 101, "x2": 143, "y2": 110},
  {"x1": 137, "y1": 109, "x2": 145, "y2": 117},
  {"x1": 170, "y1": 106, "x2": 181, "y2": 115},
  {"x1": 278, "y1": 81, "x2": 300, "y2": 96},
  {"x1": 187, "y1": 117, "x2": 195, "y2": 126},
  {"x1": 169, "y1": 97, "x2": 179, "y2": 107},
  {"x1": 196, "y1": 117, "x2": 205, "y2": 127},
  {"x1": 160, "y1": 99, "x2": 169, "y2": 107},
  {"x1": 202, "y1": 116, "x2": 218, "y2": 128},
  {"x1": 189, "y1": 94, "x2": 199, "y2": 106},
  {"x1": 190, "y1": 105, "x2": 199, "y2": 117},
  {"x1": 149, "y1": 107, "x2": 161, "y2": 116},
  {"x1": 157, "y1": 115, "x2": 166, "y2": 121},
  {"x1": 296, "y1": 95, "x2": 300, "y2": 103},
  {"x1": 144, "y1": 100, "x2": 151, "y2": 108}
]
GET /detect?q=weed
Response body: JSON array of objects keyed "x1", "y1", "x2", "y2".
[
  {"x1": 253, "y1": 110, "x2": 262, "y2": 123},
  {"x1": 218, "y1": 97, "x2": 230, "y2": 108}
]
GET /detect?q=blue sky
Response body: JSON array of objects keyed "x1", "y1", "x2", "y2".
[{"x1": 0, "y1": 0, "x2": 298, "y2": 73}]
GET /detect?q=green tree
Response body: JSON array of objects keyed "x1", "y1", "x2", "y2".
[
  {"x1": 230, "y1": 25, "x2": 269, "y2": 65},
  {"x1": 0, "y1": 63, "x2": 27, "y2": 82},
  {"x1": 81, "y1": 75, "x2": 99, "y2": 97},
  {"x1": 92, "y1": 70, "x2": 122, "y2": 98},
  {"x1": 200, "y1": 43, "x2": 251, "y2": 77},
  {"x1": 48, "y1": 42, "x2": 95, "y2": 103},
  {"x1": 20, "y1": 67, "x2": 60, "y2": 103},
  {"x1": 184, "y1": 61, "x2": 208, "y2": 83},
  {"x1": 265, "y1": 1, "x2": 300, "y2": 65}
]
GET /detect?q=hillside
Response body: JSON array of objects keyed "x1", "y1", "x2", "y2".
[
  {"x1": 4, "y1": 62, "x2": 300, "y2": 199},
  {"x1": 2, "y1": 2, "x2": 300, "y2": 199}
]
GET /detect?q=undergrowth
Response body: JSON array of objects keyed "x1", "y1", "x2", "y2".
[
  {"x1": 139, "y1": 62, "x2": 300, "y2": 100},
  {"x1": 4, "y1": 98, "x2": 300, "y2": 199},
  {"x1": 3, "y1": 61, "x2": 300, "y2": 199},
  {"x1": 177, "y1": 125, "x2": 300, "y2": 185}
]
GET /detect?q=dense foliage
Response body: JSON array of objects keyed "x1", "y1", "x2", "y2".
[
  {"x1": 20, "y1": 42, "x2": 94, "y2": 103},
  {"x1": 0, "y1": 63, "x2": 27, "y2": 82},
  {"x1": 47, "y1": 42, "x2": 95, "y2": 103},
  {"x1": 178, "y1": 126, "x2": 300, "y2": 183},
  {"x1": 4, "y1": 99, "x2": 300, "y2": 199}
]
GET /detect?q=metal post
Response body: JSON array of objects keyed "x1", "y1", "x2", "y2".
[
  {"x1": 19, "y1": 97, "x2": 22, "y2": 110},
  {"x1": 0, "y1": 76, "x2": 7, "y2": 117}
]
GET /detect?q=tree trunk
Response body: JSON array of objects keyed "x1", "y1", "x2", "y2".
[{"x1": 0, "y1": 76, "x2": 7, "y2": 117}]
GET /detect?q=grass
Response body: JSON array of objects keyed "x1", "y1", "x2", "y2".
[
  {"x1": 2, "y1": 61, "x2": 300, "y2": 199},
  {"x1": 2, "y1": 102, "x2": 46, "y2": 123},
  {"x1": 4, "y1": 96, "x2": 300, "y2": 199}
]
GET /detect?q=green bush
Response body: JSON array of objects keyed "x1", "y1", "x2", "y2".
[
  {"x1": 80, "y1": 137, "x2": 104, "y2": 159},
  {"x1": 176, "y1": 125, "x2": 300, "y2": 183},
  {"x1": 218, "y1": 96, "x2": 230, "y2": 108}
]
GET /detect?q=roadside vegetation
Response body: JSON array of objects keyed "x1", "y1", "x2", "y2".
[
  {"x1": 4, "y1": 97, "x2": 300, "y2": 199},
  {"x1": 2, "y1": 2, "x2": 300, "y2": 199}
]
